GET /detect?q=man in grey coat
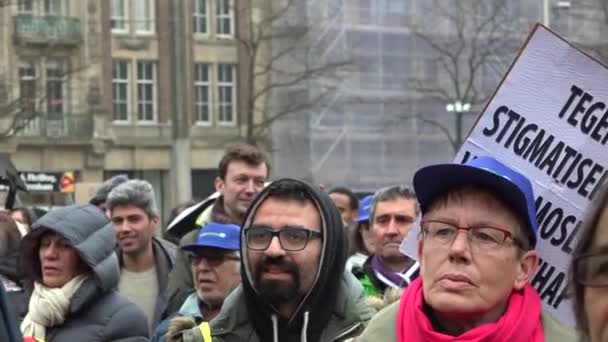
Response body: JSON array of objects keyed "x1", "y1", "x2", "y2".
[{"x1": 107, "y1": 179, "x2": 176, "y2": 334}]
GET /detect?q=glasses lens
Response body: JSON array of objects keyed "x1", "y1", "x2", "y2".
[
  {"x1": 470, "y1": 227, "x2": 506, "y2": 247},
  {"x1": 423, "y1": 221, "x2": 456, "y2": 244},
  {"x1": 247, "y1": 227, "x2": 271, "y2": 250},
  {"x1": 279, "y1": 228, "x2": 309, "y2": 251},
  {"x1": 190, "y1": 252, "x2": 229, "y2": 266},
  {"x1": 577, "y1": 254, "x2": 608, "y2": 286}
]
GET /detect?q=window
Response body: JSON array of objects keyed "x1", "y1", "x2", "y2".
[
  {"x1": 44, "y1": 0, "x2": 63, "y2": 15},
  {"x1": 18, "y1": 0, "x2": 33, "y2": 14},
  {"x1": 112, "y1": 60, "x2": 130, "y2": 122},
  {"x1": 18, "y1": 61, "x2": 36, "y2": 113},
  {"x1": 194, "y1": 63, "x2": 211, "y2": 124},
  {"x1": 217, "y1": 64, "x2": 236, "y2": 124},
  {"x1": 46, "y1": 60, "x2": 65, "y2": 114},
  {"x1": 216, "y1": 0, "x2": 234, "y2": 37},
  {"x1": 134, "y1": 0, "x2": 155, "y2": 34},
  {"x1": 137, "y1": 61, "x2": 157, "y2": 122},
  {"x1": 111, "y1": 0, "x2": 128, "y2": 32},
  {"x1": 193, "y1": 0, "x2": 209, "y2": 34}
]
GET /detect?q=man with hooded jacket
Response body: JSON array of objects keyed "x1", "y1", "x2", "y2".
[{"x1": 174, "y1": 178, "x2": 375, "y2": 342}]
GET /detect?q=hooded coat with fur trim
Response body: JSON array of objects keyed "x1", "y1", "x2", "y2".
[{"x1": 20, "y1": 204, "x2": 149, "y2": 342}]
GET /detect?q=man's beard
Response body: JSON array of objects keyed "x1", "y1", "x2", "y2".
[{"x1": 253, "y1": 256, "x2": 301, "y2": 305}]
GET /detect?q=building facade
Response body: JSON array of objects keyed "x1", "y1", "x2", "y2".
[
  {"x1": 0, "y1": 0, "x2": 267, "y2": 221},
  {"x1": 272, "y1": 0, "x2": 607, "y2": 192}
]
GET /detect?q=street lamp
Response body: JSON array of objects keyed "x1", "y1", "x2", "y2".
[
  {"x1": 446, "y1": 101, "x2": 471, "y2": 150},
  {"x1": 542, "y1": 0, "x2": 572, "y2": 27}
]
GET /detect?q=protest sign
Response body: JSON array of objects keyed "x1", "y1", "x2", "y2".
[{"x1": 401, "y1": 24, "x2": 608, "y2": 327}]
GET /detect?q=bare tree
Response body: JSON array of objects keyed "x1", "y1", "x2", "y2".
[
  {"x1": 230, "y1": 0, "x2": 351, "y2": 148},
  {"x1": 566, "y1": 0, "x2": 608, "y2": 64},
  {"x1": 386, "y1": 0, "x2": 528, "y2": 152}
]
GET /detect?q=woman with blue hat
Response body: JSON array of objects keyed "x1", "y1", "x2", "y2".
[{"x1": 346, "y1": 195, "x2": 375, "y2": 272}]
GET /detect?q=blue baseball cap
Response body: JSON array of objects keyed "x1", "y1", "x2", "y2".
[
  {"x1": 357, "y1": 195, "x2": 374, "y2": 223},
  {"x1": 413, "y1": 156, "x2": 538, "y2": 247},
  {"x1": 181, "y1": 222, "x2": 240, "y2": 252}
]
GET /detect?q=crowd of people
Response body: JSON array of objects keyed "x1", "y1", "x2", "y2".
[{"x1": 0, "y1": 143, "x2": 607, "y2": 341}]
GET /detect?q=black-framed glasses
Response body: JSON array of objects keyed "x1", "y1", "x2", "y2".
[
  {"x1": 187, "y1": 252, "x2": 240, "y2": 267},
  {"x1": 244, "y1": 225, "x2": 323, "y2": 251},
  {"x1": 420, "y1": 219, "x2": 521, "y2": 251},
  {"x1": 574, "y1": 252, "x2": 608, "y2": 287}
]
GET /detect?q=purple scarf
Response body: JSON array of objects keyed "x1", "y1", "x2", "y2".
[{"x1": 371, "y1": 255, "x2": 407, "y2": 288}]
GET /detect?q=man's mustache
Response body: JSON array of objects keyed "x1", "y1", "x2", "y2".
[{"x1": 256, "y1": 256, "x2": 298, "y2": 274}]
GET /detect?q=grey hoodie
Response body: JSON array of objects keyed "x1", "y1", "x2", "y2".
[{"x1": 20, "y1": 204, "x2": 149, "y2": 342}]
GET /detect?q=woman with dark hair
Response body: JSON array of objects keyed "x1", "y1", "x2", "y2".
[
  {"x1": 0, "y1": 214, "x2": 31, "y2": 323},
  {"x1": 570, "y1": 180, "x2": 608, "y2": 342},
  {"x1": 19, "y1": 204, "x2": 149, "y2": 341},
  {"x1": 346, "y1": 195, "x2": 375, "y2": 272}
]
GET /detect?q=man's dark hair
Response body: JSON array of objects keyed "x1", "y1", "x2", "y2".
[
  {"x1": 218, "y1": 144, "x2": 270, "y2": 180},
  {"x1": 328, "y1": 187, "x2": 359, "y2": 211},
  {"x1": 264, "y1": 179, "x2": 314, "y2": 204}
]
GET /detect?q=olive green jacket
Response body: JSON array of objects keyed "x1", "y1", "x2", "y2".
[
  {"x1": 357, "y1": 301, "x2": 578, "y2": 342},
  {"x1": 180, "y1": 273, "x2": 375, "y2": 342}
]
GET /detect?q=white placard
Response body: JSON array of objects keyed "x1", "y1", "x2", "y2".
[{"x1": 402, "y1": 24, "x2": 608, "y2": 328}]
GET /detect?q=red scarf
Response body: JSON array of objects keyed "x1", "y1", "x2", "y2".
[{"x1": 396, "y1": 278, "x2": 544, "y2": 342}]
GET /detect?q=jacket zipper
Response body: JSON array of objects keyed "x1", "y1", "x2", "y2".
[{"x1": 332, "y1": 322, "x2": 363, "y2": 341}]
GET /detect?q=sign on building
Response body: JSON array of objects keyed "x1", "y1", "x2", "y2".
[{"x1": 0, "y1": 172, "x2": 75, "y2": 193}]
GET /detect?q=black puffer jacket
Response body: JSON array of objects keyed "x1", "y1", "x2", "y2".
[
  {"x1": 20, "y1": 204, "x2": 149, "y2": 341},
  {"x1": 0, "y1": 254, "x2": 31, "y2": 323}
]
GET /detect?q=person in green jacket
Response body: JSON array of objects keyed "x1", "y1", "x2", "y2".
[
  {"x1": 164, "y1": 144, "x2": 270, "y2": 315},
  {"x1": 358, "y1": 156, "x2": 577, "y2": 342},
  {"x1": 173, "y1": 179, "x2": 375, "y2": 342}
]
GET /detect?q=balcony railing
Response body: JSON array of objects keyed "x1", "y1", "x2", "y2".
[
  {"x1": 17, "y1": 113, "x2": 93, "y2": 139},
  {"x1": 14, "y1": 15, "x2": 81, "y2": 46}
]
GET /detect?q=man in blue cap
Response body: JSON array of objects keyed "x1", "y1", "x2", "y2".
[
  {"x1": 151, "y1": 222, "x2": 241, "y2": 342},
  {"x1": 358, "y1": 156, "x2": 576, "y2": 341}
]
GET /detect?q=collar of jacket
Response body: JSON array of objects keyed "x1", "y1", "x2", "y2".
[
  {"x1": 178, "y1": 292, "x2": 204, "y2": 319},
  {"x1": 211, "y1": 196, "x2": 241, "y2": 225},
  {"x1": 210, "y1": 273, "x2": 375, "y2": 341}
]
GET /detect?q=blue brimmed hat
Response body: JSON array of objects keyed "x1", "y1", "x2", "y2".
[
  {"x1": 413, "y1": 156, "x2": 538, "y2": 247},
  {"x1": 357, "y1": 195, "x2": 374, "y2": 223},
  {"x1": 181, "y1": 222, "x2": 240, "y2": 252}
]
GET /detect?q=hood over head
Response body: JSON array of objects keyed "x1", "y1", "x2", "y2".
[
  {"x1": 20, "y1": 204, "x2": 118, "y2": 292},
  {"x1": 239, "y1": 178, "x2": 347, "y2": 342}
]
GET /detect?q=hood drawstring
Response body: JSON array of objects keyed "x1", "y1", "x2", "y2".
[
  {"x1": 301, "y1": 311, "x2": 310, "y2": 342},
  {"x1": 269, "y1": 310, "x2": 310, "y2": 342},
  {"x1": 271, "y1": 314, "x2": 279, "y2": 342}
]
